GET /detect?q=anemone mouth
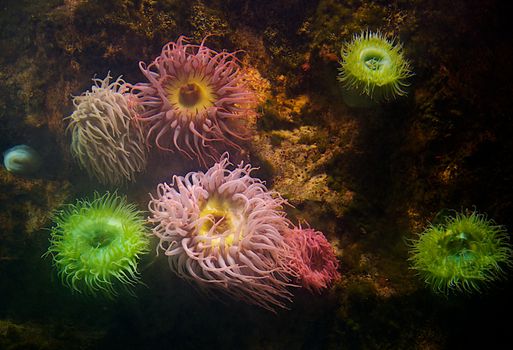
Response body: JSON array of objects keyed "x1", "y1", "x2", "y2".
[
  {"x1": 166, "y1": 75, "x2": 217, "y2": 116},
  {"x1": 179, "y1": 83, "x2": 202, "y2": 107},
  {"x1": 197, "y1": 196, "x2": 239, "y2": 249},
  {"x1": 89, "y1": 229, "x2": 115, "y2": 248},
  {"x1": 443, "y1": 231, "x2": 471, "y2": 253},
  {"x1": 441, "y1": 231, "x2": 477, "y2": 264},
  {"x1": 84, "y1": 220, "x2": 122, "y2": 248},
  {"x1": 360, "y1": 47, "x2": 390, "y2": 72}
]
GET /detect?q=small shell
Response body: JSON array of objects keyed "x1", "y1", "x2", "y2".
[{"x1": 3, "y1": 144, "x2": 42, "y2": 175}]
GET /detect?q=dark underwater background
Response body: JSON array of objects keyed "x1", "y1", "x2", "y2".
[{"x1": 1, "y1": 0, "x2": 513, "y2": 349}]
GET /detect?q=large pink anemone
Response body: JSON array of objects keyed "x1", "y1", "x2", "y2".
[
  {"x1": 285, "y1": 227, "x2": 341, "y2": 293},
  {"x1": 148, "y1": 154, "x2": 298, "y2": 311},
  {"x1": 132, "y1": 36, "x2": 255, "y2": 166}
]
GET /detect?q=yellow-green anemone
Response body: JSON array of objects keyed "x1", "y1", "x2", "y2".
[
  {"x1": 409, "y1": 211, "x2": 513, "y2": 294},
  {"x1": 338, "y1": 31, "x2": 412, "y2": 100},
  {"x1": 45, "y1": 192, "x2": 149, "y2": 297}
]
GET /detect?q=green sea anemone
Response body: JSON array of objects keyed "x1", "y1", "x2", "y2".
[
  {"x1": 46, "y1": 192, "x2": 149, "y2": 297},
  {"x1": 409, "y1": 210, "x2": 513, "y2": 294},
  {"x1": 338, "y1": 31, "x2": 412, "y2": 101}
]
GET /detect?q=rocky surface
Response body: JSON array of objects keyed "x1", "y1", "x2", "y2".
[{"x1": 1, "y1": 0, "x2": 512, "y2": 349}]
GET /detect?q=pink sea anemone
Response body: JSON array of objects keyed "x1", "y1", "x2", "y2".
[
  {"x1": 285, "y1": 227, "x2": 341, "y2": 293},
  {"x1": 132, "y1": 36, "x2": 255, "y2": 166},
  {"x1": 148, "y1": 154, "x2": 298, "y2": 311}
]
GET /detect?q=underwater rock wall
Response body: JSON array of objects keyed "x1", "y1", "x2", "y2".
[{"x1": 1, "y1": 0, "x2": 512, "y2": 349}]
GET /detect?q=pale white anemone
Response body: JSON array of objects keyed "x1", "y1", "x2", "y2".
[
  {"x1": 66, "y1": 74, "x2": 146, "y2": 185},
  {"x1": 148, "y1": 154, "x2": 298, "y2": 312}
]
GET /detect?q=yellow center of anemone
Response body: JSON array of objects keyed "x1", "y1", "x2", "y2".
[
  {"x1": 166, "y1": 74, "x2": 216, "y2": 115},
  {"x1": 198, "y1": 197, "x2": 240, "y2": 248}
]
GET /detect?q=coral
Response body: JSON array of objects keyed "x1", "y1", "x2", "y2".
[
  {"x1": 338, "y1": 31, "x2": 412, "y2": 100},
  {"x1": 409, "y1": 210, "x2": 513, "y2": 294},
  {"x1": 285, "y1": 227, "x2": 341, "y2": 293},
  {"x1": 2, "y1": 144, "x2": 41, "y2": 175},
  {"x1": 45, "y1": 192, "x2": 149, "y2": 297},
  {"x1": 148, "y1": 154, "x2": 297, "y2": 311},
  {"x1": 66, "y1": 74, "x2": 147, "y2": 185},
  {"x1": 132, "y1": 36, "x2": 255, "y2": 166}
]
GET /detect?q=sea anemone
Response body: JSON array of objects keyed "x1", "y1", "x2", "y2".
[
  {"x1": 132, "y1": 36, "x2": 255, "y2": 166},
  {"x1": 285, "y1": 227, "x2": 341, "y2": 293},
  {"x1": 2, "y1": 144, "x2": 41, "y2": 175},
  {"x1": 66, "y1": 74, "x2": 147, "y2": 185},
  {"x1": 338, "y1": 31, "x2": 412, "y2": 100},
  {"x1": 409, "y1": 210, "x2": 513, "y2": 294},
  {"x1": 46, "y1": 192, "x2": 150, "y2": 297},
  {"x1": 148, "y1": 154, "x2": 297, "y2": 311}
]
